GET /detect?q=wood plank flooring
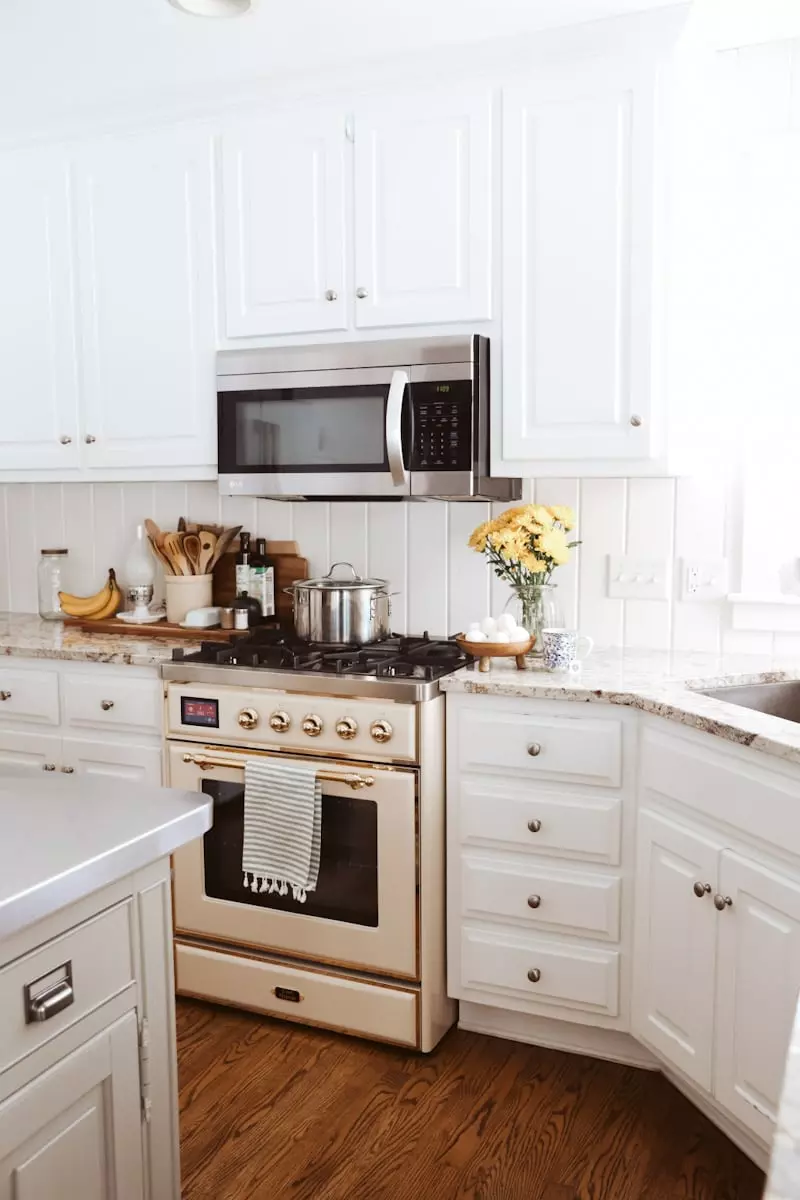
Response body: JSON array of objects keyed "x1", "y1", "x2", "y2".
[{"x1": 177, "y1": 998, "x2": 766, "y2": 1200}]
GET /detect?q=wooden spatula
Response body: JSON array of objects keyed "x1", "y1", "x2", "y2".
[{"x1": 197, "y1": 532, "x2": 217, "y2": 576}]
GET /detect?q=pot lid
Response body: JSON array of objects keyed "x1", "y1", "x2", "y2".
[{"x1": 293, "y1": 561, "x2": 388, "y2": 591}]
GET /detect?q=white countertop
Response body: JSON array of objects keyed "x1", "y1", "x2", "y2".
[
  {"x1": 441, "y1": 648, "x2": 800, "y2": 768},
  {"x1": 0, "y1": 772, "x2": 212, "y2": 940}
]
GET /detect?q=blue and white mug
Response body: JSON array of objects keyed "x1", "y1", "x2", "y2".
[{"x1": 541, "y1": 628, "x2": 594, "y2": 672}]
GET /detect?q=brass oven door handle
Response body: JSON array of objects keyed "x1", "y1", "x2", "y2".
[{"x1": 180, "y1": 752, "x2": 375, "y2": 790}]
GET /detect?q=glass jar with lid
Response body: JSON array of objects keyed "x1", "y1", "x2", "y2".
[{"x1": 37, "y1": 549, "x2": 69, "y2": 620}]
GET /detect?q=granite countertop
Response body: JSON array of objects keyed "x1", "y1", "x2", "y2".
[
  {"x1": 0, "y1": 612, "x2": 200, "y2": 667},
  {"x1": 441, "y1": 648, "x2": 800, "y2": 768},
  {"x1": 0, "y1": 771, "x2": 212, "y2": 941}
]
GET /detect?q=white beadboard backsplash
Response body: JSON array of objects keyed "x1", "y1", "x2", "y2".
[{"x1": 0, "y1": 476, "x2": 746, "y2": 654}]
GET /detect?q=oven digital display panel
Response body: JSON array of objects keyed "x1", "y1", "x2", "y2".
[{"x1": 181, "y1": 697, "x2": 219, "y2": 728}]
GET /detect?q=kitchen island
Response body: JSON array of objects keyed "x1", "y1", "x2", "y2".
[{"x1": 0, "y1": 771, "x2": 211, "y2": 1200}]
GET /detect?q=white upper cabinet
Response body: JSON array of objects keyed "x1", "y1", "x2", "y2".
[
  {"x1": 714, "y1": 852, "x2": 800, "y2": 1144},
  {"x1": 353, "y1": 89, "x2": 493, "y2": 328},
  {"x1": 222, "y1": 110, "x2": 348, "y2": 337},
  {"x1": 0, "y1": 151, "x2": 80, "y2": 470},
  {"x1": 501, "y1": 56, "x2": 662, "y2": 475},
  {"x1": 73, "y1": 127, "x2": 217, "y2": 469}
]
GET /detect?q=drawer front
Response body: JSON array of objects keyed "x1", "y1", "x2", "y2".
[
  {"x1": 458, "y1": 710, "x2": 621, "y2": 787},
  {"x1": 461, "y1": 778, "x2": 622, "y2": 864},
  {"x1": 176, "y1": 943, "x2": 418, "y2": 1048},
  {"x1": 0, "y1": 901, "x2": 134, "y2": 1074},
  {"x1": 462, "y1": 856, "x2": 621, "y2": 940},
  {"x1": 461, "y1": 926, "x2": 619, "y2": 1015},
  {"x1": 0, "y1": 669, "x2": 59, "y2": 726},
  {"x1": 63, "y1": 674, "x2": 161, "y2": 736}
]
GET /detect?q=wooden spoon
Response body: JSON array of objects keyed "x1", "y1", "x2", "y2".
[
  {"x1": 208, "y1": 526, "x2": 242, "y2": 571},
  {"x1": 144, "y1": 519, "x2": 174, "y2": 574},
  {"x1": 164, "y1": 532, "x2": 191, "y2": 576},
  {"x1": 183, "y1": 533, "x2": 201, "y2": 575},
  {"x1": 197, "y1": 532, "x2": 217, "y2": 576}
]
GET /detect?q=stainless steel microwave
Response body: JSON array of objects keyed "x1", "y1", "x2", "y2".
[{"x1": 216, "y1": 336, "x2": 520, "y2": 501}]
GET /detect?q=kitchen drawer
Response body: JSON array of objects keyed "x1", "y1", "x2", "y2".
[
  {"x1": 0, "y1": 901, "x2": 134, "y2": 1074},
  {"x1": 176, "y1": 943, "x2": 418, "y2": 1048},
  {"x1": 62, "y1": 673, "x2": 161, "y2": 736},
  {"x1": 460, "y1": 777, "x2": 621, "y2": 864},
  {"x1": 462, "y1": 855, "x2": 621, "y2": 940},
  {"x1": 457, "y1": 709, "x2": 621, "y2": 787},
  {"x1": 460, "y1": 925, "x2": 619, "y2": 1016},
  {"x1": 0, "y1": 669, "x2": 59, "y2": 727}
]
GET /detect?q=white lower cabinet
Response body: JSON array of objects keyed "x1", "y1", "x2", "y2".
[
  {"x1": 0, "y1": 1012, "x2": 144, "y2": 1200},
  {"x1": 0, "y1": 730, "x2": 62, "y2": 775},
  {"x1": 63, "y1": 738, "x2": 162, "y2": 784}
]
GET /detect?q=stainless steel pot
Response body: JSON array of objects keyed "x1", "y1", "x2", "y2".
[{"x1": 286, "y1": 562, "x2": 392, "y2": 645}]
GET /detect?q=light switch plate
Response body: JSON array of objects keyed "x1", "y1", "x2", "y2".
[
  {"x1": 681, "y1": 559, "x2": 728, "y2": 602},
  {"x1": 607, "y1": 556, "x2": 671, "y2": 600}
]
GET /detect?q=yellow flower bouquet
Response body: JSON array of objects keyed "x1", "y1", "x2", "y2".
[{"x1": 468, "y1": 504, "x2": 580, "y2": 656}]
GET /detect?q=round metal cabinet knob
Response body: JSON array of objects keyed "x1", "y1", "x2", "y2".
[
  {"x1": 237, "y1": 708, "x2": 259, "y2": 731},
  {"x1": 527, "y1": 819, "x2": 542, "y2": 833},
  {"x1": 59, "y1": 435, "x2": 72, "y2": 445},
  {"x1": 714, "y1": 894, "x2": 733, "y2": 911},
  {"x1": 85, "y1": 434, "x2": 97, "y2": 444},
  {"x1": 303, "y1": 714, "x2": 323, "y2": 737},
  {"x1": 42, "y1": 763, "x2": 56, "y2": 772},
  {"x1": 336, "y1": 718, "x2": 358, "y2": 741},
  {"x1": 269, "y1": 711, "x2": 291, "y2": 734},
  {"x1": 325, "y1": 289, "x2": 338, "y2": 302},
  {"x1": 0, "y1": 691, "x2": 11, "y2": 701},
  {"x1": 61, "y1": 766, "x2": 74, "y2": 774},
  {"x1": 355, "y1": 287, "x2": 369, "y2": 299},
  {"x1": 630, "y1": 415, "x2": 642, "y2": 428},
  {"x1": 527, "y1": 743, "x2": 542, "y2": 757},
  {"x1": 527, "y1": 968, "x2": 541, "y2": 983},
  {"x1": 370, "y1": 719, "x2": 393, "y2": 744},
  {"x1": 100, "y1": 699, "x2": 114, "y2": 711},
  {"x1": 527, "y1": 895, "x2": 541, "y2": 909},
  {"x1": 693, "y1": 882, "x2": 711, "y2": 898}
]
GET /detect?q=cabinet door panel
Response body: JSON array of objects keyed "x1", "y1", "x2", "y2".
[
  {"x1": 632, "y1": 808, "x2": 718, "y2": 1089},
  {"x1": 63, "y1": 738, "x2": 162, "y2": 784},
  {"x1": 0, "y1": 731, "x2": 61, "y2": 776},
  {"x1": 223, "y1": 111, "x2": 347, "y2": 337},
  {"x1": 714, "y1": 852, "x2": 800, "y2": 1142},
  {"x1": 354, "y1": 89, "x2": 492, "y2": 327},
  {"x1": 0, "y1": 151, "x2": 79, "y2": 469},
  {"x1": 0, "y1": 1011, "x2": 143, "y2": 1200},
  {"x1": 74, "y1": 128, "x2": 216, "y2": 468},
  {"x1": 502, "y1": 61, "x2": 656, "y2": 466}
]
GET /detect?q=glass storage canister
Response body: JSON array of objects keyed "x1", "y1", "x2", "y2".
[{"x1": 38, "y1": 549, "x2": 69, "y2": 620}]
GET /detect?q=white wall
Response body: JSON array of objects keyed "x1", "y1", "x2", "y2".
[{"x1": 0, "y1": 476, "x2": 738, "y2": 653}]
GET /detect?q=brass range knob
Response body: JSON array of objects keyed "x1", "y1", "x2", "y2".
[
  {"x1": 269, "y1": 711, "x2": 291, "y2": 734},
  {"x1": 237, "y1": 708, "x2": 259, "y2": 731},
  {"x1": 303, "y1": 714, "x2": 323, "y2": 737},
  {"x1": 370, "y1": 719, "x2": 393, "y2": 744},
  {"x1": 336, "y1": 717, "x2": 358, "y2": 740},
  {"x1": 693, "y1": 882, "x2": 711, "y2": 898}
]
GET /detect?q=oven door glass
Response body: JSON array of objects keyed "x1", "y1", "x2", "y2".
[{"x1": 169, "y1": 746, "x2": 418, "y2": 979}]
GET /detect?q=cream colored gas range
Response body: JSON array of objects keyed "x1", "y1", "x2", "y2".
[{"x1": 162, "y1": 635, "x2": 464, "y2": 1051}]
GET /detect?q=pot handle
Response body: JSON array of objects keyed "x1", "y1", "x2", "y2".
[{"x1": 325, "y1": 562, "x2": 361, "y2": 581}]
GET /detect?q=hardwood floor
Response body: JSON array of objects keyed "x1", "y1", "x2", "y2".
[{"x1": 177, "y1": 998, "x2": 766, "y2": 1200}]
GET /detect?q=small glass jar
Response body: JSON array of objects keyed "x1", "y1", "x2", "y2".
[{"x1": 38, "y1": 549, "x2": 69, "y2": 621}]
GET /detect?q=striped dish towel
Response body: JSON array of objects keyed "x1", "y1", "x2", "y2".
[{"x1": 242, "y1": 758, "x2": 321, "y2": 904}]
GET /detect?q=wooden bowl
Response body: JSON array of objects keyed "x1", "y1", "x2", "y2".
[{"x1": 456, "y1": 633, "x2": 534, "y2": 673}]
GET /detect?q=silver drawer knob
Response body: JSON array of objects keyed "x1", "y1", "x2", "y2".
[
  {"x1": 693, "y1": 881, "x2": 711, "y2": 898},
  {"x1": 85, "y1": 434, "x2": 96, "y2": 444},
  {"x1": 630, "y1": 415, "x2": 642, "y2": 427},
  {"x1": 714, "y1": 893, "x2": 733, "y2": 911},
  {"x1": 527, "y1": 819, "x2": 542, "y2": 833},
  {"x1": 527, "y1": 895, "x2": 541, "y2": 909},
  {"x1": 527, "y1": 743, "x2": 542, "y2": 757},
  {"x1": 42, "y1": 763, "x2": 56, "y2": 772},
  {"x1": 100, "y1": 699, "x2": 114, "y2": 711},
  {"x1": 527, "y1": 968, "x2": 541, "y2": 983},
  {"x1": 0, "y1": 691, "x2": 11, "y2": 701},
  {"x1": 61, "y1": 766, "x2": 74, "y2": 773},
  {"x1": 355, "y1": 287, "x2": 369, "y2": 299},
  {"x1": 325, "y1": 289, "x2": 338, "y2": 302},
  {"x1": 59, "y1": 435, "x2": 72, "y2": 445}
]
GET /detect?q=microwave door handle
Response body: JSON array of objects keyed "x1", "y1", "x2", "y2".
[{"x1": 386, "y1": 370, "x2": 409, "y2": 487}]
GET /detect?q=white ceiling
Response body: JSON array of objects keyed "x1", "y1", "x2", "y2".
[{"x1": 0, "y1": 0, "x2": 680, "y2": 130}]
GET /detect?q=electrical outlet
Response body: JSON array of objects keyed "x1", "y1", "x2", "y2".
[
  {"x1": 681, "y1": 559, "x2": 728, "y2": 602},
  {"x1": 607, "y1": 556, "x2": 671, "y2": 600}
]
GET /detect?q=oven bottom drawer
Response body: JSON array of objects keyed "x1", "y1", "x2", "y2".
[{"x1": 175, "y1": 943, "x2": 419, "y2": 1048}]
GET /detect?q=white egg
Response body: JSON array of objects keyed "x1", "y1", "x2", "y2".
[
  {"x1": 510, "y1": 627, "x2": 531, "y2": 643},
  {"x1": 480, "y1": 616, "x2": 498, "y2": 636},
  {"x1": 496, "y1": 613, "x2": 517, "y2": 633},
  {"x1": 493, "y1": 631, "x2": 511, "y2": 644},
  {"x1": 464, "y1": 630, "x2": 487, "y2": 642}
]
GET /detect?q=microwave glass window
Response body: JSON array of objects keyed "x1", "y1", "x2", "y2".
[
  {"x1": 201, "y1": 779, "x2": 379, "y2": 927},
  {"x1": 226, "y1": 387, "x2": 389, "y2": 472}
]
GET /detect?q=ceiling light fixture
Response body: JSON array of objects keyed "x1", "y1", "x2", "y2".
[{"x1": 169, "y1": 0, "x2": 251, "y2": 16}]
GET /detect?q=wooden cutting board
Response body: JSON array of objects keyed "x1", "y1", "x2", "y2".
[
  {"x1": 212, "y1": 539, "x2": 308, "y2": 625},
  {"x1": 64, "y1": 617, "x2": 236, "y2": 641}
]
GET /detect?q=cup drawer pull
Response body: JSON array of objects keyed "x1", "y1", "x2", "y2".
[{"x1": 24, "y1": 962, "x2": 74, "y2": 1024}]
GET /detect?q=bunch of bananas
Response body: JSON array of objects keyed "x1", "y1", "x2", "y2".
[{"x1": 59, "y1": 569, "x2": 122, "y2": 621}]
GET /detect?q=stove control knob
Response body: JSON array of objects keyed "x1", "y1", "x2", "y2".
[
  {"x1": 302, "y1": 714, "x2": 323, "y2": 737},
  {"x1": 336, "y1": 717, "x2": 358, "y2": 740},
  {"x1": 370, "y1": 719, "x2": 393, "y2": 744},
  {"x1": 238, "y1": 707, "x2": 259, "y2": 731},
  {"x1": 269, "y1": 711, "x2": 291, "y2": 734}
]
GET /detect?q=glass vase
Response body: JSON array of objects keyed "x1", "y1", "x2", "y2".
[{"x1": 514, "y1": 583, "x2": 563, "y2": 661}]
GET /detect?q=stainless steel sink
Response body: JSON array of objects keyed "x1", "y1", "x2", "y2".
[{"x1": 697, "y1": 680, "x2": 800, "y2": 724}]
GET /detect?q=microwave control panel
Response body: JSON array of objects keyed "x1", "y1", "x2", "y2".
[{"x1": 410, "y1": 382, "x2": 473, "y2": 471}]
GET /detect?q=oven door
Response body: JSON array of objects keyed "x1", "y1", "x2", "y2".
[
  {"x1": 168, "y1": 743, "x2": 418, "y2": 980},
  {"x1": 217, "y1": 366, "x2": 412, "y2": 497}
]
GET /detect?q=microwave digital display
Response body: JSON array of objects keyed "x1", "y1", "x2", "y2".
[{"x1": 181, "y1": 697, "x2": 219, "y2": 728}]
